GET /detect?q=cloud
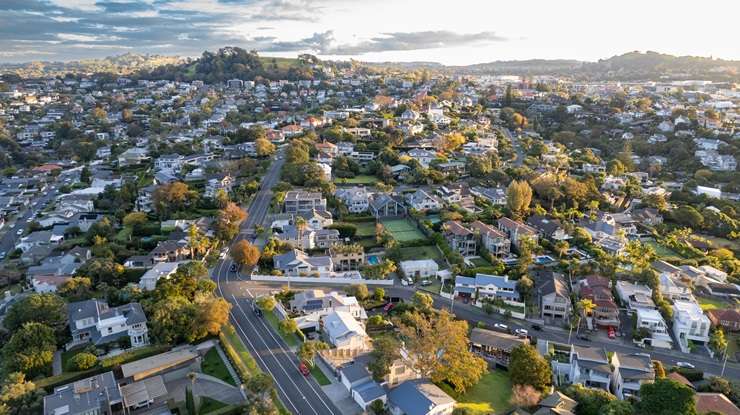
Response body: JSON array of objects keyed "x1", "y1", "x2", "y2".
[{"x1": 259, "y1": 30, "x2": 508, "y2": 55}]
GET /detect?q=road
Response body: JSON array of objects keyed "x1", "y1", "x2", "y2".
[
  {"x1": 211, "y1": 149, "x2": 343, "y2": 415},
  {"x1": 0, "y1": 186, "x2": 59, "y2": 257},
  {"x1": 235, "y1": 281, "x2": 740, "y2": 381},
  {"x1": 501, "y1": 127, "x2": 525, "y2": 167}
]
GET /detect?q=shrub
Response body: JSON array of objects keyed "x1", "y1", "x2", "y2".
[{"x1": 70, "y1": 352, "x2": 98, "y2": 371}]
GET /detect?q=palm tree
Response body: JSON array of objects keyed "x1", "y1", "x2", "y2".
[
  {"x1": 188, "y1": 224, "x2": 203, "y2": 259},
  {"x1": 554, "y1": 240, "x2": 569, "y2": 258},
  {"x1": 295, "y1": 216, "x2": 307, "y2": 245},
  {"x1": 576, "y1": 298, "x2": 595, "y2": 334}
]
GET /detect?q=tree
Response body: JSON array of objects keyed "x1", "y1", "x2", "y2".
[
  {"x1": 636, "y1": 379, "x2": 697, "y2": 415},
  {"x1": 670, "y1": 206, "x2": 704, "y2": 229},
  {"x1": 278, "y1": 318, "x2": 298, "y2": 335},
  {"x1": 298, "y1": 340, "x2": 329, "y2": 367},
  {"x1": 0, "y1": 372, "x2": 44, "y2": 415},
  {"x1": 367, "y1": 336, "x2": 401, "y2": 381},
  {"x1": 187, "y1": 224, "x2": 208, "y2": 260},
  {"x1": 600, "y1": 400, "x2": 634, "y2": 415},
  {"x1": 369, "y1": 399, "x2": 387, "y2": 415},
  {"x1": 394, "y1": 311, "x2": 487, "y2": 393},
  {"x1": 411, "y1": 292, "x2": 433, "y2": 311},
  {"x1": 69, "y1": 352, "x2": 98, "y2": 371},
  {"x1": 152, "y1": 181, "x2": 198, "y2": 218},
  {"x1": 373, "y1": 288, "x2": 385, "y2": 302},
  {"x1": 709, "y1": 328, "x2": 728, "y2": 357},
  {"x1": 506, "y1": 180, "x2": 532, "y2": 219},
  {"x1": 2, "y1": 322, "x2": 56, "y2": 377},
  {"x1": 653, "y1": 360, "x2": 666, "y2": 378},
  {"x1": 554, "y1": 240, "x2": 570, "y2": 258},
  {"x1": 345, "y1": 284, "x2": 369, "y2": 301},
  {"x1": 564, "y1": 384, "x2": 616, "y2": 415},
  {"x1": 256, "y1": 296, "x2": 276, "y2": 312},
  {"x1": 255, "y1": 137, "x2": 276, "y2": 157},
  {"x1": 216, "y1": 202, "x2": 247, "y2": 241},
  {"x1": 4, "y1": 293, "x2": 67, "y2": 335},
  {"x1": 193, "y1": 296, "x2": 231, "y2": 338},
  {"x1": 509, "y1": 384, "x2": 541, "y2": 409},
  {"x1": 122, "y1": 211, "x2": 148, "y2": 228},
  {"x1": 509, "y1": 344, "x2": 552, "y2": 393},
  {"x1": 439, "y1": 132, "x2": 466, "y2": 152},
  {"x1": 231, "y1": 240, "x2": 260, "y2": 268}
]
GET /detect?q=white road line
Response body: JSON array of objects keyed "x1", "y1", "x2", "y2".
[
  {"x1": 241, "y1": 291, "x2": 340, "y2": 415},
  {"x1": 231, "y1": 297, "x2": 320, "y2": 415}
]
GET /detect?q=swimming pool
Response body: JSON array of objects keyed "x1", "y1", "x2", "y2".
[{"x1": 367, "y1": 255, "x2": 381, "y2": 265}]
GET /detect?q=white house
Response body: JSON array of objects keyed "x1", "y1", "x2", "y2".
[
  {"x1": 405, "y1": 189, "x2": 443, "y2": 211},
  {"x1": 139, "y1": 262, "x2": 180, "y2": 291},
  {"x1": 322, "y1": 310, "x2": 369, "y2": 351},
  {"x1": 611, "y1": 353, "x2": 654, "y2": 400},
  {"x1": 335, "y1": 186, "x2": 371, "y2": 213},
  {"x1": 399, "y1": 259, "x2": 439, "y2": 280},
  {"x1": 67, "y1": 299, "x2": 149, "y2": 349},
  {"x1": 672, "y1": 300, "x2": 711, "y2": 353},
  {"x1": 635, "y1": 308, "x2": 672, "y2": 349}
]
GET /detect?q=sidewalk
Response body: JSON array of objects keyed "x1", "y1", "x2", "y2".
[{"x1": 52, "y1": 350, "x2": 63, "y2": 376}]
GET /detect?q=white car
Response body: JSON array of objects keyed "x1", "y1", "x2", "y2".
[
  {"x1": 493, "y1": 323, "x2": 509, "y2": 332},
  {"x1": 675, "y1": 362, "x2": 695, "y2": 369},
  {"x1": 514, "y1": 328, "x2": 528, "y2": 338},
  {"x1": 16, "y1": 229, "x2": 23, "y2": 235}
]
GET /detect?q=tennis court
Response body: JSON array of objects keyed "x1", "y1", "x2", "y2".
[{"x1": 381, "y1": 218, "x2": 426, "y2": 242}]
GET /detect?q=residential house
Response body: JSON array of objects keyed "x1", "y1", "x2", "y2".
[
  {"x1": 526, "y1": 215, "x2": 569, "y2": 241},
  {"x1": 273, "y1": 249, "x2": 333, "y2": 277},
  {"x1": 43, "y1": 372, "x2": 122, "y2": 415},
  {"x1": 67, "y1": 299, "x2": 149, "y2": 349},
  {"x1": 694, "y1": 393, "x2": 740, "y2": 415},
  {"x1": 534, "y1": 392, "x2": 577, "y2": 415},
  {"x1": 535, "y1": 271, "x2": 571, "y2": 321},
  {"x1": 150, "y1": 240, "x2": 189, "y2": 263},
  {"x1": 497, "y1": 217, "x2": 538, "y2": 250},
  {"x1": 567, "y1": 346, "x2": 613, "y2": 391},
  {"x1": 707, "y1": 309, "x2": 740, "y2": 332},
  {"x1": 469, "y1": 327, "x2": 529, "y2": 367},
  {"x1": 635, "y1": 308, "x2": 673, "y2": 349},
  {"x1": 284, "y1": 191, "x2": 327, "y2": 213},
  {"x1": 329, "y1": 244, "x2": 365, "y2": 271},
  {"x1": 672, "y1": 300, "x2": 711, "y2": 352},
  {"x1": 442, "y1": 221, "x2": 477, "y2": 257},
  {"x1": 470, "y1": 186, "x2": 507, "y2": 205},
  {"x1": 387, "y1": 380, "x2": 455, "y2": 415},
  {"x1": 369, "y1": 193, "x2": 406, "y2": 218},
  {"x1": 615, "y1": 281, "x2": 655, "y2": 310},
  {"x1": 289, "y1": 289, "x2": 367, "y2": 321},
  {"x1": 454, "y1": 273, "x2": 520, "y2": 303},
  {"x1": 579, "y1": 275, "x2": 620, "y2": 330},
  {"x1": 139, "y1": 262, "x2": 180, "y2": 291},
  {"x1": 335, "y1": 186, "x2": 370, "y2": 213},
  {"x1": 337, "y1": 354, "x2": 387, "y2": 411},
  {"x1": 322, "y1": 310, "x2": 370, "y2": 351},
  {"x1": 406, "y1": 148, "x2": 436, "y2": 168},
  {"x1": 204, "y1": 174, "x2": 234, "y2": 198},
  {"x1": 468, "y1": 220, "x2": 510, "y2": 257},
  {"x1": 612, "y1": 353, "x2": 655, "y2": 400},
  {"x1": 406, "y1": 189, "x2": 443, "y2": 212},
  {"x1": 400, "y1": 259, "x2": 439, "y2": 280}
]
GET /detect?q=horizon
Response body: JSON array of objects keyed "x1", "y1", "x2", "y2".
[{"x1": 1, "y1": 0, "x2": 739, "y2": 65}]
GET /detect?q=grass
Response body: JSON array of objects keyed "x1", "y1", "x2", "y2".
[
  {"x1": 258, "y1": 56, "x2": 300, "y2": 70},
  {"x1": 220, "y1": 324, "x2": 261, "y2": 379},
  {"x1": 354, "y1": 221, "x2": 377, "y2": 238},
  {"x1": 697, "y1": 296, "x2": 735, "y2": 311},
  {"x1": 114, "y1": 227, "x2": 132, "y2": 243},
  {"x1": 469, "y1": 257, "x2": 491, "y2": 267},
  {"x1": 399, "y1": 245, "x2": 442, "y2": 261},
  {"x1": 310, "y1": 364, "x2": 331, "y2": 385},
  {"x1": 202, "y1": 347, "x2": 237, "y2": 386},
  {"x1": 444, "y1": 370, "x2": 512, "y2": 415},
  {"x1": 643, "y1": 239, "x2": 681, "y2": 258},
  {"x1": 419, "y1": 281, "x2": 442, "y2": 294},
  {"x1": 265, "y1": 311, "x2": 301, "y2": 348},
  {"x1": 381, "y1": 218, "x2": 426, "y2": 242},
  {"x1": 333, "y1": 175, "x2": 379, "y2": 185},
  {"x1": 198, "y1": 397, "x2": 230, "y2": 414},
  {"x1": 728, "y1": 333, "x2": 739, "y2": 362}
]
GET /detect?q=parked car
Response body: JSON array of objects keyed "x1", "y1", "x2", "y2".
[
  {"x1": 401, "y1": 277, "x2": 413, "y2": 286},
  {"x1": 493, "y1": 323, "x2": 509, "y2": 332},
  {"x1": 16, "y1": 229, "x2": 22, "y2": 236},
  {"x1": 514, "y1": 328, "x2": 528, "y2": 338},
  {"x1": 530, "y1": 324, "x2": 542, "y2": 331},
  {"x1": 383, "y1": 303, "x2": 395, "y2": 313},
  {"x1": 608, "y1": 326, "x2": 616, "y2": 339},
  {"x1": 420, "y1": 279, "x2": 432, "y2": 286},
  {"x1": 577, "y1": 334, "x2": 591, "y2": 342},
  {"x1": 298, "y1": 361, "x2": 310, "y2": 376},
  {"x1": 676, "y1": 362, "x2": 695, "y2": 369},
  {"x1": 230, "y1": 263, "x2": 238, "y2": 272}
]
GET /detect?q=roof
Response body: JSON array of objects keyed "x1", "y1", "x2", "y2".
[
  {"x1": 469, "y1": 220, "x2": 506, "y2": 239},
  {"x1": 694, "y1": 393, "x2": 740, "y2": 415},
  {"x1": 323, "y1": 310, "x2": 366, "y2": 341},
  {"x1": 538, "y1": 391, "x2": 577, "y2": 411},
  {"x1": 339, "y1": 354, "x2": 373, "y2": 384},
  {"x1": 667, "y1": 372, "x2": 694, "y2": 389},
  {"x1": 707, "y1": 308, "x2": 740, "y2": 324},
  {"x1": 536, "y1": 271, "x2": 570, "y2": 298},
  {"x1": 120, "y1": 376, "x2": 167, "y2": 408},
  {"x1": 443, "y1": 221, "x2": 473, "y2": 236},
  {"x1": 388, "y1": 380, "x2": 455, "y2": 415},
  {"x1": 470, "y1": 328, "x2": 528, "y2": 351},
  {"x1": 43, "y1": 372, "x2": 121, "y2": 415},
  {"x1": 121, "y1": 348, "x2": 198, "y2": 381}
]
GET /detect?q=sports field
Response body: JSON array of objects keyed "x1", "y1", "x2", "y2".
[{"x1": 381, "y1": 218, "x2": 426, "y2": 242}]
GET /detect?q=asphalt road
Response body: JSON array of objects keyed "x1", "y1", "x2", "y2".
[
  {"x1": 0, "y1": 186, "x2": 59, "y2": 256},
  {"x1": 211, "y1": 149, "x2": 343, "y2": 415},
  {"x1": 501, "y1": 127, "x2": 525, "y2": 167}
]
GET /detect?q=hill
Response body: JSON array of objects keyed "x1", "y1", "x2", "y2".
[
  {"x1": 581, "y1": 51, "x2": 740, "y2": 80},
  {"x1": 0, "y1": 53, "x2": 182, "y2": 78}
]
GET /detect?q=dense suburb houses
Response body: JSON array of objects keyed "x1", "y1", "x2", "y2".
[{"x1": 0, "y1": 48, "x2": 738, "y2": 415}]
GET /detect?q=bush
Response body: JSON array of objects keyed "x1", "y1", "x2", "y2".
[
  {"x1": 671, "y1": 366, "x2": 704, "y2": 382},
  {"x1": 69, "y1": 352, "x2": 98, "y2": 371}
]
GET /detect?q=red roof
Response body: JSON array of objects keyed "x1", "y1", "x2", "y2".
[{"x1": 694, "y1": 393, "x2": 740, "y2": 415}]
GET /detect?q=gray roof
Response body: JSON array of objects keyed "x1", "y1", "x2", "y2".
[
  {"x1": 43, "y1": 371, "x2": 122, "y2": 415},
  {"x1": 469, "y1": 328, "x2": 528, "y2": 352},
  {"x1": 388, "y1": 380, "x2": 455, "y2": 415},
  {"x1": 68, "y1": 299, "x2": 148, "y2": 345},
  {"x1": 340, "y1": 354, "x2": 373, "y2": 384}
]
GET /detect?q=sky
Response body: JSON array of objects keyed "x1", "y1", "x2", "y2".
[{"x1": 1, "y1": 0, "x2": 739, "y2": 64}]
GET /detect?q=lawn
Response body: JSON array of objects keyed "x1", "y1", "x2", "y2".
[
  {"x1": 198, "y1": 397, "x2": 230, "y2": 414},
  {"x1": 310, "y1": 364, "x2": 331, "y2": 386},
  {"x1": 643, "y1": 239, "x2": 680, "y2": 258},
  {"x1": 333, "y1": 175, "x2": 379, "y2": 185},
  {"x1": 353, "y1": 221, "x2": 377, "y2": 238},
  {"x1": 697, "y1": 296, "x2": 735, "y2": 311},
  {"x1": 446, "y1": 370, "x2": 512, "y2": 415},
  {"x1": 265, "y1": 311, "x2": 301, "y2": 348},
  {"x1": 399, "y1": 245, "x2": 442, "y2": 261},
  {"x1": 469, "y1": 257, "x2": 491, "y2": 268},
  {"x1": 381, "y1": 218, "x2": 426, "y2": 242},
  {"x1": 728, "y1": 333, "x2": 739, "y2": 362},
  {"x1": 202, "y1": 347, "x2": 237, "y2": 386}
]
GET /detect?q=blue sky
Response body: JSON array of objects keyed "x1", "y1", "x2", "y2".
[{"x1": 1, "y1": 0, "x2": 738, "y2": 64}]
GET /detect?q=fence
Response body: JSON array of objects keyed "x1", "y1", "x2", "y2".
[{"x1": 251, "y1": 274, "x2": 394, "y2": 286}]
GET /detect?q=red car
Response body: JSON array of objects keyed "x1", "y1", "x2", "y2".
[
  {"x1": 383, "y1": 302, "x2": 395, "y2": 313},
  {"x1": 608, "y1": 327, "x2": 616, "y2": 339},
  {"x1": 298, "y1": 361, "x2": 310, "y2": 376}
]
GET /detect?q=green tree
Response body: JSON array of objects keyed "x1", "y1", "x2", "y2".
[
  {"x1": 373, "y1": 288, "x2": 385, "y2": 302},
  {"x1": 297, "y1": 340, "x2": 329, "y2": 367},
  {"x1": 255, "y1": 137, "x2": 276, "y2": 157},
  {"x1": 636, "y1": 379, "x2": 697, "y2": 415},
  {"x1": 411, "y1": 292, "x2": 434, "y2": 311},
  {"x1": 367, "y1": 336, "x2": 401, "y2": 381},
  {"x1": 345, "y1": 284, "x2": 369, "y2": 301},
  {"x1": 599, "y1": 400, "x2": 634, "y2": 415},
  {"x1": 369, "y1": 399, "x2": 387, "y2": 415},
  {"x1": 69, "y1": 352, "x2": 98, "y2": 371},
  {"x1": 3, "y1": 293, "x2": 67, "y2": 335},
  {"x1": 564, "y1": 384, "x2": 616, "y2": 415},
  {"x1": 0, "y1": 372, "x2": 44, "y2": 415},
  {"x1": 709, "y1": 328, "x2": 728, "y2": 357},
  {"x1": 509, "y1": 344, "x2": 552, "y2": 393},
  {"x1": 2, "y1": 323, "x2": 56, "y2": 377},
  {"x1": 278, "y1": 318, "x2": 298, "y2": 335},
  {"x1": 256, "y1": 296, "x2": 277, "y2": 312},
  {"x1": 231, "y1": 240, "x2": 260, "y2": 268}
]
